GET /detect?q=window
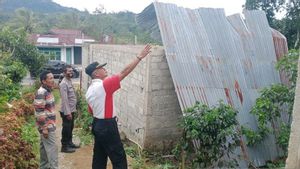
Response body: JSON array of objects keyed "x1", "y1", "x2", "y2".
[{"x1": 38, "y1": 48, "x2": 61, "y2": 60}]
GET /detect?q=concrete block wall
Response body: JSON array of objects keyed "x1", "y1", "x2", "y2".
[
  {"x1": 144, "y1": 48, "x2": 182, "y2": 150},
  {"x1": 82, "y1": 44, "x2": 182, "y2": 150}
]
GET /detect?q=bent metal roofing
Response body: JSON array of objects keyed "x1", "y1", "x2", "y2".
[{"x1": 138, "y1": 2, "x2": 288, "y2": 167}]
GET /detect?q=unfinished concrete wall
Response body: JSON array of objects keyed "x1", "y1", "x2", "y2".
[
  {"x1": 82, "y1": 44, "x2": 182, "y2": 150},
  {"x1": 144, "y1": 49, "x2": 182, "y2": 150},
  {"x1": 285, "y1": 58, "x2": 300, "y2": 169}
]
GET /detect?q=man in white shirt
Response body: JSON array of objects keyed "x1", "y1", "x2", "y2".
[{"x1": 85, "y1": 45, "x2": 151, "y2": 169}]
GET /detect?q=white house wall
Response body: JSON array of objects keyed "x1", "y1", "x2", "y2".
[
  {"x1": 61, "y1": 47, "x2": 66, "y2": 62},
  {"x1": 71, "y1": 47, "x2": 74, "y2": 64},
  {"x1": 60, "y1": 47, "x2": 75, "y2": 64}
]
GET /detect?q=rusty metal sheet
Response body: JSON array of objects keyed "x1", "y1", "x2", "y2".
[
  {"x1": 271, "y1": 28, "x2": 289, "y2": 85},
  {"x1": 138, "y1": 2, "x2": 288, "y2": 167}
]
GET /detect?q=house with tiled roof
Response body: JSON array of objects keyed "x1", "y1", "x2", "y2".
[{"x1": 29, "y1": 28, "x2": 95, "y2": 65}]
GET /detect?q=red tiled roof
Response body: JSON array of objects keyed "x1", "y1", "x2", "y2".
[
  {"x1": 29, "y1": 29, "x2": 95, "y2": 46},
  {"x1": 50, "y1": 28, "x2": 82, "y2": 36}
]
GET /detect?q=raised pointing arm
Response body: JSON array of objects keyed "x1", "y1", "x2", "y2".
[{"x1": 118, "y1": 44, "x2": 151, "y2": 81}]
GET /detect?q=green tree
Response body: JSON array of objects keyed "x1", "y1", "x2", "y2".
[
  {"x1": 0, "y1": 27, "x2": 47, "y2": 77},
  {"x1": 93, "y1": 4, "x2": 106, "y2": 15},
  {"x1": 2, "y1": 59, "x2": 27, "y2": 83},
  {"x1": 243, "y1": 0, "x2": 285, "y2": 28},
  {"x1": 285, "y1": 1, "x2": 300, "y2": 48},
  {"x1": 0, "y1": 1, "x2": 158, "y2": 44},
  {"x1": 57, "y1": 12, "x2": 82, "y2": 29},
  {"x1": 0, "y1": 51, "x2": 26, "y2": 107},
  {"x1": 244, "y1": 0, "x2": 300, "y2": 49},
  {"x1": 9, "y1": 8, "x2": 37, "y2": 33}
]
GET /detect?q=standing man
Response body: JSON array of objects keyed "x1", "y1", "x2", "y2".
[
  {"x1": 59, "y1": 65, "x2": 80, "y2": 153},
  {"x1": 85, "y1": 44, "x2": 151, "y2": 169},
  {"x1": 33, "y1": 70, "x2": 58, "y2": 169}
]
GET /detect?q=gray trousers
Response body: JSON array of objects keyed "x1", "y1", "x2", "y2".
[{"x1": 40, "y1": 131, "x2": 58, "y2": 169}]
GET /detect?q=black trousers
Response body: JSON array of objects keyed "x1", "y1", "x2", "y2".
[
  {"x1": 60, "y1": 112, "x2": 75, "y2": 146},
  {"x1": 92, "y1": 118, "x2": 127, "y2": 169}
]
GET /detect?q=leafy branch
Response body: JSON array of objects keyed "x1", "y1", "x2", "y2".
[
  {"x1": 242, "y1": 50, "x2": 298, "y2": 156},
  {"x1": 174, "y1": 101, "x2": 241, "y2": 168}
]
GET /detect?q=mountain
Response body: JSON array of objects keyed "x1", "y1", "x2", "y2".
[
  {"x1": 0, "y1": 0, "x2": 79, "y2": 13},
  {"x1": 0, "y1": 0, "x2": 156, "y2": 44}
]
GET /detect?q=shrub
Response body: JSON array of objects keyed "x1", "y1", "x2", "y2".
[
  {"x1": 242, "y1": 50, "x2": 298, "y2": 156},
  {"x1": 0, "y1": 114, "x2": 38, "y2": 169},
  {"x1": 74, "y1": 89, "x2": 94, "y2": 145},
  {"x1": 0, "y1": 27, "x2": 48, "y2": 77},
  {"x1": 3, "y1": 60, "x2": 27, "y2": 83},
  {"x1": 174, "y1": 101, "x2": 240, "y2": 168},
  {"x1": 76, "y1": 89, "x2": 93, "y2": 131},
  {"x1": 0, "y1": 85, "x2": 39, "y2": 168}
]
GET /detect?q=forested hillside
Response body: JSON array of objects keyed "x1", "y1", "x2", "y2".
[
  {"x1": 0, "y1": 0, "x2": 298, "y2": 47},
  {"x1": 0, "y1": 0, "x2": 78, "y2": 13},
  {"x1": 0, "y1": 0, "x2": 157, "y2": 44}
]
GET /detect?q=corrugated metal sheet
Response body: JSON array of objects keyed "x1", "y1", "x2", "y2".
[
  {"x1": 271, "y1": 28, "x2": 289, "y2": 85},
  {"x1": 137, "y1": 4, "x2": 162, "y2": 44},
  {"x1": 138, "y1": 2, "x2": 288, "y2": 167}
]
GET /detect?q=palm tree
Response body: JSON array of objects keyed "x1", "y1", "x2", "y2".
[{"x1": 11, "y1": 8, "x2": 37, "y2": 33}]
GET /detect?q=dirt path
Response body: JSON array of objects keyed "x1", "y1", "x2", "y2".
[{"x1": 55, "y1": 101, "x2": 114, "y2": 169}]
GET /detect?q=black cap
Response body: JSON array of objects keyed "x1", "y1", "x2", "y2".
[{"x1": 85, "y1": 61, "x2": 107, "y2": 77}]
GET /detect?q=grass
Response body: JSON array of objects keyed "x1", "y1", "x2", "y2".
[
  {"x1": 20, "y1": 85, "x2": 41, "y2": 163},
  {"x1": 21, "y1": 116, "x2": 40, "y2": 162},
  {"x1": 73, "y1": 128, "x2": 179, "y2": 168},
  {"x1": 21, "y1": 85, "x2": 36, "y2": 94},
  {"x1": 52, "y1": 89, "x2": 60, "y2": 104},
  {"x1": 74, "y1": 128, "x2": 94, "y2": 146},
  {"x1": 123, "y1": 140, "x2": 178, "y2": 169}
]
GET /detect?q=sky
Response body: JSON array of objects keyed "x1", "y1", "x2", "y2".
[{"x1": 53, "y1": 0, "x2": 246, "y2": 16}]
